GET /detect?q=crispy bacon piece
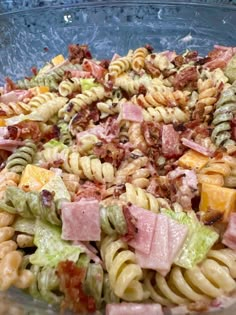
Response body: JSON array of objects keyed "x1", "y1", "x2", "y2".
[
  {"x1": 141, "y1": 121, "x2": 161, "y2": 147},
  {"x1": 145, "y1": 44, "x2": 154, "y2": 53},
  {"x1": 122, "y1": 205, "x2": 138, "y2": 242},
  {"x1": 144, "y1": 61, "x2": 161, "y2": 77},
  {"x1": 173, "y1": 66, "x2": 198, "y2": 90},
  {"x1": 68, "y1": 44, "x2": 92, "y2": 64},
  {"x1": 231, "y1": 118, "x2": 236, "y2": 141},
  {"x1": 202, "y1": 209, "x2": 223, "y2": 226},
  {"x1": 82, "y1": 59, "x2": 106, "y2": 80},
  {"x1": 99, "y1": 59, "x2": 110, "y2": 69},
  {"x1": 75, "y1": 181, "x2": 106, "y2": 201},
  {"x1": 7, "y1": 121, "x2": 41, "y2": 141},
  {"x1": 31, "y1": 67, "x2": 38, "y2": 76},
  {"x1": 57, "y1": 261, "x2": 96, "y2": 314},
  {"x1": 93, "y1": 141, "x2": 125, "y2": 168},
  {"x1": 4, "y1": 77, "x2": 17, "y2": 92},
  {"x1": 146, "y1": 176, "x2": 170, "y2": 199}
]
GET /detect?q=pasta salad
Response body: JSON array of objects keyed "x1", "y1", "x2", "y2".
[{"x1": 0, "y1": 44, "x2": 236, "y2": 315}]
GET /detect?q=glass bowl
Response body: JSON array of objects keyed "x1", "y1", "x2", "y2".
[{"x1": 0, "y1": 1, "x2": 236, "y2": 314}]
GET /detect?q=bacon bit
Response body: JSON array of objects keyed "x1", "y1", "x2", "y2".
[
  {"x1": 231, "y1": 118, "x2": 236, "y2": 141},
  {"x1": 113, "y1": 184, "x2": 126, "y2": 197},
  {"x1": 0, "y1": 150, "x2": 10, "y2": 168},
  {"x1": 43, "y1": 47, "x2": 49, "y2": 52},
  {"x1": 185, "y1": 50, "x2": 198, "y2": 62},
  {"x1": 145, "y1": 44, "x2": 154, "y2": 53},
  {"x1": 173, "y1": 66, "x2": 198, "y2": 90},
  {"x1": 147, "y1": 176, "x2": 170, "y2": 198},
  {"x1": 99, "y1": 59, "x2": 110, "y2": 69},
  {"x1": 188, "y1": 300, "x2": 210, "y2": 313},
  {"x1": 71, "y1": 107, "x2": 90, "y2": 129},
  {"x1": 122, "y1": 205, "x2": 138, "y2": 242},
  {"x1": 31, "y1": 67, "x2": 38, "y2": 76},
  {"x1": 42, "y1": 125, "x2": 60, "y2": 142},
  {"x1": 0, "y1": 110, "x2": 6, "y2": 116},
  {"x1": 57, "y1": 261, "x2": 96, "y2": 314},
  {"x1": 138, "y1": 84, "x2": 147, "y2": 95},
  {"x1": 144, "y1": 61, "x2": 161, "y2": 77},
  {"x1": 202, "y1": 209, "x2": 224, "y2": 226},
  {"x1": 82, "y1": 59, "x2": 106, "y2": 80},
  {"x1": 141, "y1": 121, "x2": 161, "y2": 146},
  {"x1": 8, "y1": 121, "x2": 42, "y2": 141},
  {"x1": 93, "y1": 141, "x2": 125, "y2": 168},
  {"x1": 4, "y1": 77, "x2": 17, "y2": 92},
  {"x1": 41, "y1": 190, "x2": 54, "y2": 207},
  {"x1": 75, "y1": 181, "x2": 106, "y2": 201},
  {"x1": 68, "y1": 44, "x2": 92, "y2": 64},
  {"x1": 173, "y1": 55, "x2": 184, "y2": 68}
]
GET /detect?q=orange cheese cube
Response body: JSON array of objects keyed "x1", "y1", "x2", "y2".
[
  {"x1": 200, "y1": 183, "x2": 236, "y2": 221},
  {"x1": 178, "y1": 149, "x2": 209, "y2": 171},
  {"x1": 198, "y1": 174, "x2": 224, "y2": 187},
  {"x1": 19, "y1": 165, "x2": 55, "y2": 191},
  {"x1": 0, "y1": 119, "x2": 6, "y2": 127},
  {"x1": 51, "y1": 54, "x2": 65, "y2": 66},
  {"x1": 30, "y1": 86, "x2": 50, "y2": 95}
]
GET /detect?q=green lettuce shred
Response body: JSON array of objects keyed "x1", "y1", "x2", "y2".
[
  {"x1": 30, "y1": 220, "x2": 83, "y2": 267},
  {"x1": 80, "y1": 78, "x2": 100, "y2": 93},
  {"x1": 162, "y1": 209, "x2": 219, "y2": 269}
]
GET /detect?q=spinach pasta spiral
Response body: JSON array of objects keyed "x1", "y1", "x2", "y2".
[
  {"x1": 0, "y1": 187, "x2": 62, "y2": 226},
  {"x1": 211, "y1": 85, "x2": 236, "y2": 149},
  {"x1": 6, "y1": 140, "x2": 37, "y2": 174},
  {"x1": 100, "y1": 205, "x2": 127, "y2": 236}
]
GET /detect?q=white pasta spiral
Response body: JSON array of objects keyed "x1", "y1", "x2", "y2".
[{"x1": 28, "y1": 92, "x2": 58, "y2": 109}]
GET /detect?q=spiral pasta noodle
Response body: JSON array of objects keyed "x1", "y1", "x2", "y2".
[
  {"x1": 61, "y1": 173, "x2": 80, "y2": 197},
  {"x1": 100, "y1": 236, "x2": 145, "y2": 301},
  {"x1": 146, "y1": 53, "x2": 174, "y2": 71},
  {"x1": 145, "y1": 249, "x2": 236, "y2": 306},
  {"x1": 120, "y1": 183, "x2": 170, "y2": 213},
  {"x1": 0, "y1": 170, "x2": 20, "y2": 199},
  {"x1": 58, "y1": 120, "x2": 73, "y2": 145},
  {"x1": 131, "y1": 47, "x2": 149, "y2": 72},
  {"x1": 29, "y1": 97, "x2": 68, "y2": 122},
  {"x1": 58, "y1": 77, "x2": 81, "y2": 97},
  {"x1": 211, "y1": 85, "x2": 236, "y2": 149},
  {"x1": 79, "y1": 156, "x2": 115, "y2": 183},
  {"x1": 128, "y1": 123, "x2": 147, "y2": 152},
  {"x1": 28, "y1": 92, "x2": 58, "y2": 109},
  {"x1": 100, "y1": 204, "x2": 127, "y2": 236},
  {"x1": 59, "y1": 85, "x2": 106, "y2": 122},
  {"x1": 142, "y1": 106, "x2": 188, "y2": 123},
  {"x1": 6, "y1": 140, "x2": 37, "y2": 174},
  {"x1": 108, "y1": 56, "x2": 131, "y2": 77},
  {"x1": 0, "y1": 186, "x2": 62, "y2": 226},
  {"x1": 17, "y1": 76, "x2": 59, "y2": 91},
  {"x1": 131, "y1": 90, "x2": 189, "y2": 109},
  {"x1": 97, "y1": 99, "x2": 121, "y2": 118},
  {"x1": 0, "y1": 101, "x2": 31, "y2": 117}
]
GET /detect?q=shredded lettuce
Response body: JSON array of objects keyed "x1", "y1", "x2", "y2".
[
  {"x1": 162, "y1": 209, "x2": 219, "y2": 269},
  {"x1": 40, "y1": 175, "x2": 71, "y2": 202},
  {"x1": 80, "y1": 78, "x2": 99, "y2": 93},
  {"x1": 30, "y1": 220, "x2": 83, "y2": 267},
  {"x1": 43, "y1": 139, "x2": 67, "y2": 150}
]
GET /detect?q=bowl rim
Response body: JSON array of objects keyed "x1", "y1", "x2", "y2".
[{"x1": 1, "y1": 0, "x2": 236, "y2": 16}]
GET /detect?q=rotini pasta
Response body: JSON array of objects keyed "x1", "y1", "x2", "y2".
[
  {"x1": 58, "y1": 77, "x2": 81, "y2": 97},
  {"x1": 100, "y1": 204, "x2": 127, "y2": 236},
  {"x1": 28, "y1": 92, "x2": 58, "y2": 109},
  {"x1": 101, "y1": 236, "x2": 146, "y2": 301},
  {"x1": 142, "y1": 106, "x2": 188, "y2": 123},
  {"x1": 6, "y1": 140, "x2": 37, "y2": 174},
  {"x1": 131, "y1": 47, "x2": 149, "y2": 72},
  {"x1": 0, "y1": 101, "x2": 31, "y2": 117},
  {"x1": 108, "y1": 56, "x2": 131, "y2": 77}
]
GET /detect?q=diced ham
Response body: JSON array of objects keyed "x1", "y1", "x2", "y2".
[
  {"x1": 222, "y1": 213, "x2": 236, "y2": 250},
  {"x1": 162, "y1": 124, "x2": 182, "y2": 158},
  {"x1": 118, "y1": 102, "x2": 143, "y2": 123},
  {"x1": 14, "y1": 89, "x2": 32, "y2": 101},
  {"x1": 136, "y1": 214, "x2": 169, "y2": 274},
  {"x1": 69, "y1": 70, "x2": 91, "y2": 78},
  {"x1": 0, "y1": 139, "x2": 25, "y2": 152},
  {"x1": 82, "y1": 59, "x2": 106, "y2": 80},
  {"x1": 181, "y1": 137, "x2": 215, "y2": 157},
  {"x1": 203, "y1": 46, "x2": 235, "y2": 70},
  {"x1": 136, "y1": 214, "x2": 188, "y2": 276},
  {"x1": 106, "y1": 303, "x2": 163, "y2": 315},
  {"x1": 161, "y1": 50, "x2": 177, "y2": 62},
  {"x1": 61, "y1": 198, "x2": 101, "y2": 241},
  {"x1": 0, "y1": 91, "x2": 18, "y2": 104},
  {"x1": 168, "y1": 167, "x2": 198, "y2": 191},
  {"x1": 111, "y1": 53, "x2": 121, "y2": 62},
  {"x1": 127, "y1": 205, "x2": 157, "y2": 254}
]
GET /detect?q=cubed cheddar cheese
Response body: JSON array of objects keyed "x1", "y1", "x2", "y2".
[
  {"x1": 30, "y1": 86, "x2": 50, "y2": 95},
  {"x1": 178, "y1": 149, "x2": 209, "y2": 171},
  {"x1": 0, "y1": 119, "x2": 6, "y2": 127},
  {"x1": 19, "y1": 165, "x2": 55, "y2": 191},
  {"x1": 197, "y1": 174, "x2": 224, "y2": 187},
  {"x1": 51, "y1": 54, "x2": 65, "y2": 66},
  {"x1": 200, "y1": 183, "x2": 236, "y2": 222}
]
